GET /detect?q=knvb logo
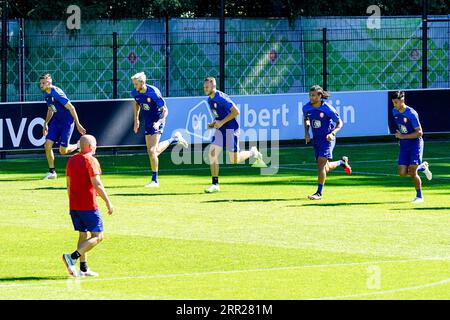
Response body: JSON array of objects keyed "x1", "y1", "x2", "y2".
[
  {"x1": 66, "y1": 5, "x2": 81, "y2": 30},
  {"x1": 186, "y1": 100, "x2": 214, "y2": 140}
]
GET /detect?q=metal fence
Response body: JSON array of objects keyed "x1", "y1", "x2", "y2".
[{"x1": 1, "y1": 16, "x2": 449, "y2": 102}]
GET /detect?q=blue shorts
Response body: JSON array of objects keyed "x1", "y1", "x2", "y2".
[
  {"x1": 144, "y1": 119, "x2": 164, "y2": 135},
  {"x1": 47, "y1": 121, "x2": 74, "y2": 147},
  {"x1": 211, "y1": 128, "x2": 240, "y2": 152},
  {"x1": 70, "y1": 209, "x2": 104, "y2": 232},
  {"x1": 313, "y1": 139, "x2": 335, "y2": 160},
  {"x1": 398, "y1": 139, "x2": 423, "y2": 166}
]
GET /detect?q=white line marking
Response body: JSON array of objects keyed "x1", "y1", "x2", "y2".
[
  {"x1": 310, "y1": 277, "x2": 450, "y2": 300},
  {"x1": 0, "y1": 257, "x2": 448, "y2": 289}
]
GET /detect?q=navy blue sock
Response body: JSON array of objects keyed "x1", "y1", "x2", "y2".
[
  {"x1": 416, "y1": 188, "x2": 422, "y2": 198},
  {"x1": 212, "y1": 176, "x2": 219, "y2": 185},
  {"x1": 152, "y1": 171, "x2": 158, "y2": 182},
  {"x1": 316, "y1": 183, "x2": 324, "y2": 195},
  {"x1": 71, "y1": 251, "x2": 81, "y2": 260},
  {"x1": 418, "y1": 167, "x2": 425, "y2": 172}
]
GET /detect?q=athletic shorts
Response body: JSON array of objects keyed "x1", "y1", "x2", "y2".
[
  {"x1": 70, "y1": 209, "x2": 104, "y2": 232},
  {"x1": 398, "y1": 139, "x2": 423, "y2": 166},
  {"x1": 47, "y1": 121, "x2": 74, "y2": 147},
  {"x1": 144, "y1": 119, "x2": 164, "y2": 135},
  {"x1": 211, "y1": 128, "x2": 240, "y2": 152},
  {"x1": 313, "y1": 138, "x2": 336, "y2": 160}
]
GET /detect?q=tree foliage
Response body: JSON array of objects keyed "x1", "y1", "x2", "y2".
[{"x1": 2, "y1": 0, "x2": 449, "y2": 20}]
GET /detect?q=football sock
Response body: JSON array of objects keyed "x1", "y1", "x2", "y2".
[
  {"x1": 71, "y1": 251, "x2": 81, "y2": 260},
  {"x1": 417, "y1": 165, "x2": 425, "y2": 172},
  {"x1": 168, "y1": 137, "x2": 176, "y2": 145},
  {"x1": 316, "y1": 183, "x2": 324, "y2": 195},
  {"x1": 330, "y1": 160, "x2": 345, "y2": 168},
  {"x1": 80, "y1": 261, "x2": 88, "y2": 272},
  {"x1": 212, "y1": 176, "x2": 219, "y2": 185},
  {"x1": 416, "y1": 188, "x2": 422, "y2": 199},
  {"x1": 49, "y1": 168, "x2": 55, "y2": 173},
  {"x1": 152, "y1": 171, "x2": 158, "y2": 182}
]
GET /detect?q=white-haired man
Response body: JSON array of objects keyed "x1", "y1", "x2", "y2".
[{"x1": 131, "y1": 72, "x2": 188, "y2": 187}]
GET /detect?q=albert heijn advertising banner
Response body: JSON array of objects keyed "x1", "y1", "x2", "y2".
[{"x1": 0, "y1": 91, "x2": 390, "y2": 151}]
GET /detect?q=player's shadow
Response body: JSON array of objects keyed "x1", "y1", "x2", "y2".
[
  {"x1": 202, "y1": 198, "x2": 298, "y2": 203},
  {"x1": 412, "y1": 207, "x2": 450, "y2": 211},
  {"x1": 0, "y1": 276, "x2": 67, "y2": 282},
  {"x1": 22, "y1": 186, "x2": 66, "y2": 191},
  {"x1": 291, "y1": 201, "x2": 401, "y2": 207},
  {"x1": 112, "y1": 192, "x2": 203, "y2": 197}
]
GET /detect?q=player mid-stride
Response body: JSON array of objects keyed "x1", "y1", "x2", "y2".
[
  {"x1": 391, "y1": 91, "x2": 432, "y2": 203},
  {"x1": 62, "y1": 135, "x2": 113, "y2": 277},
  {"x1": 131, "y1": 72, "x2": 188, "y2": 187},
  {"x1": 303, "y1": 85, "x2": 352, "y2": 200},
  {"x1": 203, "y1": 77, "x2": 266, "y2": 193},
  {"x1": 39, "y1": 73, "x2": 86, "y2": 180}
]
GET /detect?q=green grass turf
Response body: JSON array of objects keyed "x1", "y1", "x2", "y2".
[{"x1": 0, "y1": 141, "x2": 449, "y2": 300}]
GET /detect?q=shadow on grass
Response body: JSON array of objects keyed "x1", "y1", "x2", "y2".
[
  {"x1": 202, "y1": 198, "x2": 299, "y2": 203},
  {"x1": 112, "y1": 192, "x2": 204, "y2": 197},
  {"x1": 0, "y1": 276, "x2": 67, "y2": 282},
  {"x1": 287, "y1": 201, "x2": 402, "y2": 207},
  {"x1": 412, "y1": 207, "x2": 450, "y2": 211},
  {"x1": 22, "y1": 185, "x2": 149, "y2": 191}
]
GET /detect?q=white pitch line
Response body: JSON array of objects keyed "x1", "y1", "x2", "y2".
[
  {"x1": 0, "y1": 257, "x2": 448, "y2": 289},
  {"x1": 310, "y1": 277, "x2": 450, "y2": 300}
]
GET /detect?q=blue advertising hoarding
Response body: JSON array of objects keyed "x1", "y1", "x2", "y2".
[{"x1": 1, "y1": 90, "x2": 390, "y2": 151}]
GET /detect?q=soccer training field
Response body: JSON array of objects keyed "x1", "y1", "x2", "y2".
[{"x1": 0, "y1": 141, "x2": 449, "y2": 300}]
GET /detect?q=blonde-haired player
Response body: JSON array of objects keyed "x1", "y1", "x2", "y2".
[{"x1": 131, "y1": 72, "x2": 188, "y2": 187}]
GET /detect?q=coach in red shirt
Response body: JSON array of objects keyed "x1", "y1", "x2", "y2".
[{"x1": 62, "y1": 134, "x2": 113, "y2": 277}]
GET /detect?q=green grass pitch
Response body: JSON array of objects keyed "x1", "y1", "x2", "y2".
[{"x1": 0, "y1": 141, "x2": 449, "y2": 300}]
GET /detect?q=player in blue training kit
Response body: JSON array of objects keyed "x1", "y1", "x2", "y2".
[
  {"x1": 391, "y1": 91, "x2": 432, "y2": 203},
  {"x1": 203, "y1": 77, "x2": 266, "y2": 193},
  {"x1": 303, "y1": 85, "x2": 352, "y2": 200},
  {"x1": 39, "y1": 73, "x2": 86, "y2": 180},
  {"x1": 130, "y1": 72, "x2": 188, "y2": 187}
]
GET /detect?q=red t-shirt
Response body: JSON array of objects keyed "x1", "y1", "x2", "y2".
[{"x1": 66, "y1": 152, "x2": 102, "y2": 210}]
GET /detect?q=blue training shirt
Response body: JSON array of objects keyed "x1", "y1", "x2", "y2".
[
  {"x1": 392, "y1": 105, "x2": 422, "y2": 145},
  {"x1": 207, "y1": 90, "x2": 239, "y2": 130},
  {"x1": 131, "y1": 84, "x2": 166, "y2": 123},
  {"x1": 302, "y1": 101, "x2": 340, "y2": 141},
  {"x1": 43, "y1": 86, "x2": 73, "y2": 125}
]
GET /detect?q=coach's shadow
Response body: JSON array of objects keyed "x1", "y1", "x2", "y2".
[{"x1": 0, "y1": 276, "x2": 67, "y2": 282}]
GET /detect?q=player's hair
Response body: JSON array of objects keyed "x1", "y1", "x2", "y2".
[
  {"x1": 39, "y1": 73, "x2": 52, "y2": 81},
  {"x1": 391, "y1": 90, "x2": 405, "y2": 100},
  {"x1": 131, "y1": 72, "x2": 146, "y2": 83},
  {"x1": 204, "y1": 77, "x2": 216, "y2": 88},
  {"x1": 309, "y1": 85, "x2": 330, "y2": 99}
]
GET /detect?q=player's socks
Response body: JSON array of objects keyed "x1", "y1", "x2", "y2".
[
  {"x1": 330, "y1": 160, "x2": 344, "y2": 168},
  {"x1": 417, "y1": 166, "x2": 425, "y2": 172},
  {"x1": 80, "y1": 261, "x2": 88, "y2": 272},
  {"x1": 71, "y1": 250, "x2": 81, "y2": 260},
  {"x1": 316, "y1": 183, "x2": 323, "y2": 195},
  {"x1": 152, "y1": 171, "x2": 158, "y2": 183},
  {"x1": 212, "y1": 176, "x2": 219, "y2": 185},
  {"x1": 416, "y1": 188, "x2": 423, "y2": 199},
  {"x1": 49, "y1": 168, "x2": 56, "y2": 173}
]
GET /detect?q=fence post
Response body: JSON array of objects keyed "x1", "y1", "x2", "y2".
[
  {"x1": 219, "y1": 0, "x2": 225, "y2": 91},
  {"x1": 421, "y1": 0, "x2": 428, "y2": 88},
  {"x1": 112, "y1": 32, "x2": 118, "y2": 99},
  {"x1": 19, "y1": 18, "x2": 25, "y2": 102},
  {"x1": 165, "y1": 15, "x2": 169, "y2": 97},
  {"x1": 322, "y1": 28, "x2": 328, "y2": 91},
  {"x1": 1, "y1": 0, "x2": 8, "y2": 102}
]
